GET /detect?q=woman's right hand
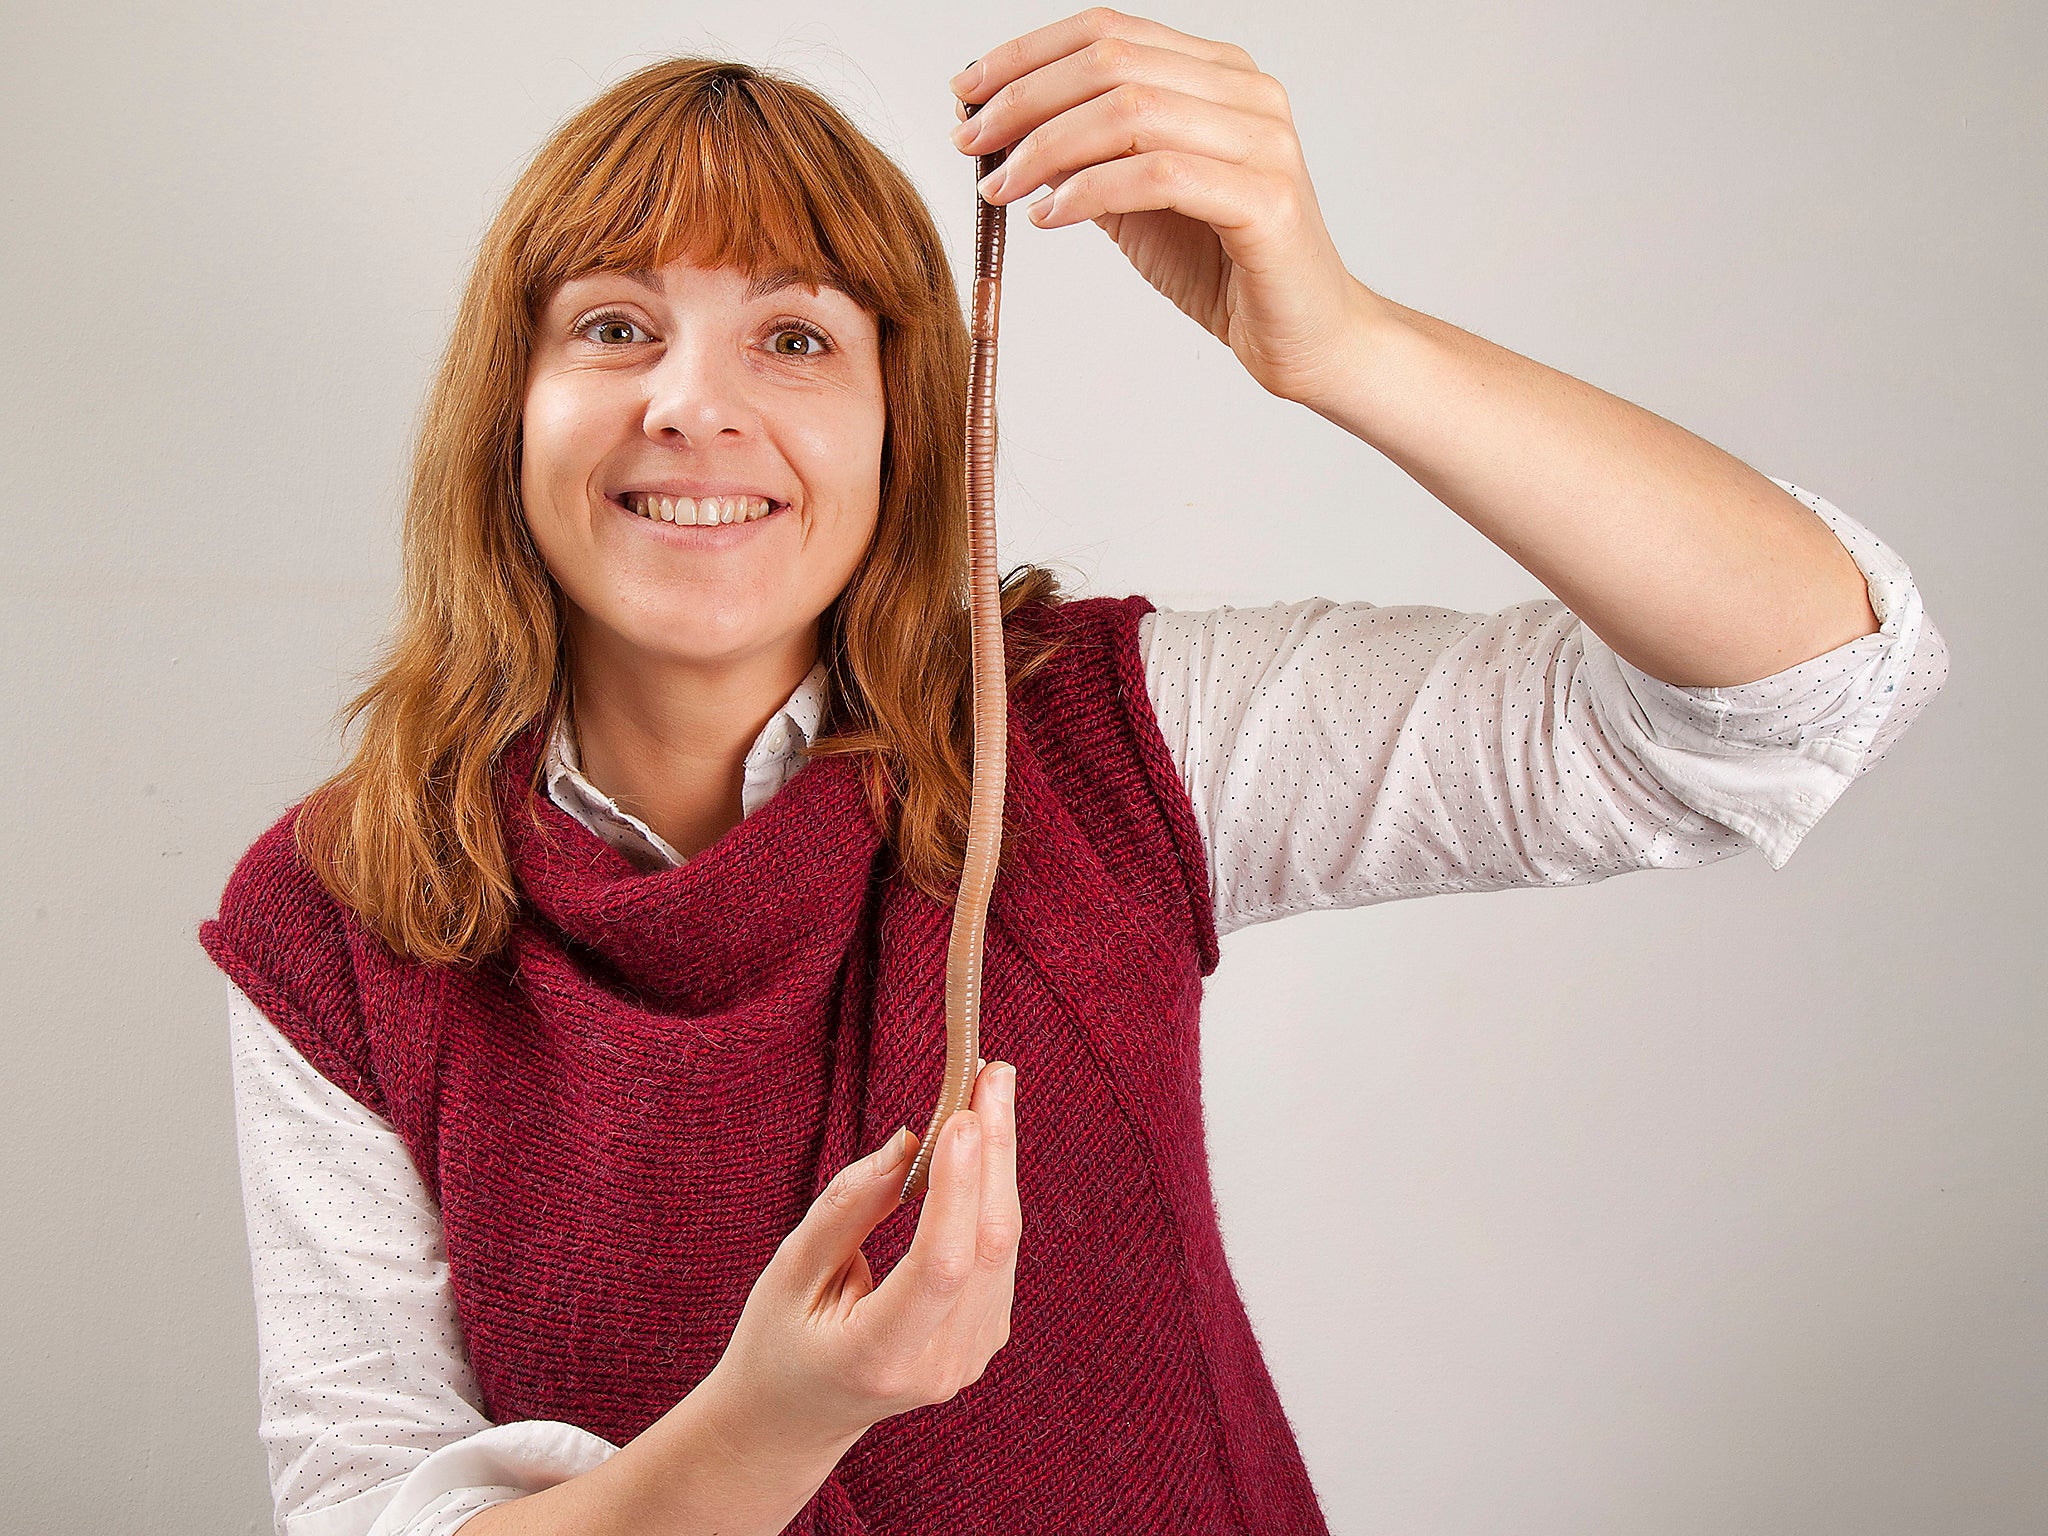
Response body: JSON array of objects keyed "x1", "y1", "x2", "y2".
[{"x1": 699, "y1": 1057, "x2": 1021, "y2": 1459}]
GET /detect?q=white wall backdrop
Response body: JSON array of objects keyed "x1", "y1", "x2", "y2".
[{"x1": 1, "y1": 1, "x2": 2039, "y2": 1531}]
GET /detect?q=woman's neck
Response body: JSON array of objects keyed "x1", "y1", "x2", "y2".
[{"x1": 563, "y1": 630, "x2": 816, "y2": 862}]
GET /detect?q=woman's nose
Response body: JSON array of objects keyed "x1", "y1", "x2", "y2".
[{"x1": 639, "y1": 343, "x2": 756, "y2": 439}]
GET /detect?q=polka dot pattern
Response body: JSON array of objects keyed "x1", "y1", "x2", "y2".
[
  {"x1": 227, "y1": 478, "x2": 1945, "y2": 1532},
  {"x1": 1144, "y1": 479, "x2": 1948, "y2": 935}
]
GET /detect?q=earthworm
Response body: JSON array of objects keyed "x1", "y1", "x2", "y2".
[{"x1": 900, "y1": 100, "x2": 1010, "y2": 1203}]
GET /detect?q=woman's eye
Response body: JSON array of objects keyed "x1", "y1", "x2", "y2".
[
  {"x1": 576, "y1": 311, "x2": 647, "y2": 346},
  {"x1": 769, "y1": 323, "x2": 833, "y2": 358},
  {"x1": 570, "y1": 311, "x2": 832, "y2": 355}
]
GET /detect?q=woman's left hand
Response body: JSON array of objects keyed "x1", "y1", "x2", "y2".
[{"x1": 949, "y1": 7, "x2": 1367, "y2": 406}]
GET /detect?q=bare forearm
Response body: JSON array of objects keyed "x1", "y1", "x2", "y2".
[
  {"x1": 458, "y1": 1368, "x2": 864, "y2": 1536},
  {"x1": 1293, "y1": 281, "x2": 1880, "y2": 688}
]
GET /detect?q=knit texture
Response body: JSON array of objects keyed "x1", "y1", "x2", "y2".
[{"x1": 199, "y1": 593, "x2": 1329, "y2": 1534}]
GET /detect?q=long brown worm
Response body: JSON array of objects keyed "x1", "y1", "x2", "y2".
[{"x1": 900, "y1": 101, "x2": 1010, "y2": 1204}]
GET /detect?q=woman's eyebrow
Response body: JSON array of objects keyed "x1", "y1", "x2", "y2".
[
  {"x1": 741, "y1": 267, "x2": 850, "y2": 302},
  {"x1": 578, "y1": 266, "x2": 842, "y2": 302}
]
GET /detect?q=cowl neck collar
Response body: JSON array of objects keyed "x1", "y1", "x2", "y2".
[{"x1": 492, "y1": 717, "x2": 885, "y2": 1011}]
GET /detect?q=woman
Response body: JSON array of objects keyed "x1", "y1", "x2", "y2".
[{"x1": 201, "y1": 13, "x2": 1949, "y2": 1536}]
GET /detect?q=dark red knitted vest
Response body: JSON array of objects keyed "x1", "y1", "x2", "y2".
[{"x1": 200, "y1": 593, "x2": 1329, "y2": 1535}]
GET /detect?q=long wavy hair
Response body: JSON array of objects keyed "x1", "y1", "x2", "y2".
[{"x1": 293, "y1": 56, "x2": 1075, "y2": 967}]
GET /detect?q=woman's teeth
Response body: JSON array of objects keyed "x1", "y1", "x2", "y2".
[{"x1": 623, "y1": 492, "x2": 778, "y2": 526}]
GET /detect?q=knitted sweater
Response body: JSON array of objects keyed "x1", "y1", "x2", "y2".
[{"x1": 198, "y1": 593, "x2": 1329, "y2": 1535}]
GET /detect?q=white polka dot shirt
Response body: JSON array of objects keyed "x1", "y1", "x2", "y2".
[{"x1": 226, "y1": 478, "x2": 1949, "y2": 1534}]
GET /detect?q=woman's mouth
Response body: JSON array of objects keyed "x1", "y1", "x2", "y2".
[{"x1": 608, "y1": 491, "x2": 791, "y2": 540}]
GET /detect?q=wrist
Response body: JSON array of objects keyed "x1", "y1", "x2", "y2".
[
  {"x1": 1287, "y1": 278, "x2": 1415, "y2": 437},
  {"x1": 539, "y1": 1366, "x2": 863, "y2": 1536},
  {"x1": 687, "y1": 1360, "x2": 870, "y2": 1473}
]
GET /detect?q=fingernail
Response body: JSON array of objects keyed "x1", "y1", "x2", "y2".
[
  {"x1": 978, "y1": 167, "x2": 1007, "y2": 198},
  {"x1": 952, "y1": 59, "x2": 983, "y2": 94},
  {"x1": 998, "y1": 1064, "x2": 1016, "y2": 1106},
  {"x1": 876, "y1": 1126, "x2": 911, "y2": 1165}
]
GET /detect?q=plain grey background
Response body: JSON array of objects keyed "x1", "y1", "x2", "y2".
[{"x1": 2, "y1": 1, "x2": 2039, "y2": 1531}]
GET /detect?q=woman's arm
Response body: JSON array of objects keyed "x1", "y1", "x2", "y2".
[
  {"x1": 455, "y1": 1377, "x2": 859, "y2": 1536},
  {"x1": 228, "y1": 982, "x2": 616, "y2": 1535},
  {"x1": 1291, "y1": 284, "x2": 1885, "y2": 691},
  {"x1": 944, "y1": 11, "x2": 1887, "y2": 696},
  {"x1": 228, "y1": 984, "x2": 859, "y2": 1536},
  {"x1": 1137, "y1": 480, "x2": 1946, "y2": 938}
]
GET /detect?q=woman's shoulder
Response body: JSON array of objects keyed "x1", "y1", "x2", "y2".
[
  {"x1": 208, "y1": 800, "x2": 335, "y2": 923},
  {"x1": 1005, "y1": 591, "x2": 1157, "y2": 677},
  {"x1": 200, "y1": 797, "x2": 391, "y2": 1117},
  {"x1": 1010, "y1": 589, "x2": 1154, "y2": 634},
  {"x1": 998, "y1": 592, "x2": 1162, "y2": 721},
  {"x1": 199, "y1": 799, "x2": 360, "y2": 1011}
]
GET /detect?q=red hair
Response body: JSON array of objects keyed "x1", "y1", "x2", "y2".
[{"x1": 292, "y1": 56, "x2": 1073, "y2": 965}]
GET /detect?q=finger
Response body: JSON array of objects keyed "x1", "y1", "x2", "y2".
[
  {"x1": 891, "y1": 1068, "x2": 1020, "y2": 1377},
  {"x1": 959, "y1": 1063, "x2": 1020, "y2": 1370},
  {"x1": 1023, "y1": 149, "x2": 1280, "y2": 236},
  {"x1": 953, "y1": 8, "x2": 1259, "y2": 108},
  {"x1": 783, "y1": 1124, "x2": 921, "y2": 1298},
  {"x1": 976, "y1": 1063, "x2": 1020, "y2": 1276},
  {"x1": 949, "y1": 35, "x2": 1275, "y2": 163},
  {"x1": 865, "y1": 1108, "x2": 985, "y2": 1350},
  {"x1": 970, "y1": 82, "x2": 1278, "y2": 207}
]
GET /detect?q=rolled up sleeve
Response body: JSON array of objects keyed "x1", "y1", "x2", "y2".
[{"x1": 1574, "y1": 477, "x2": 1950, "y2": 870}]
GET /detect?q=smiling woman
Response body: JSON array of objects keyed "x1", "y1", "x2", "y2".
[
  {"x1": 197, "y1": 61, "x2": 1138, "y2": 1534},
  {"x1": 192, "y1": 17, "x2": 1956, "y2": 1536},
  {"x1": 288, "y1": 59, "x2": 1071, "y2": 964}
]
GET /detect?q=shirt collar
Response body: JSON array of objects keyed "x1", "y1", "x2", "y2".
[{"x1": 540, "y1": 657, "x2": 831, "y2": 869}]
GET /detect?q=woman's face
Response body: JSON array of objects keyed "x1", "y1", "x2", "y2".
[{"x1": 519, "y1": 255, "x2": 886, "y2": 682}]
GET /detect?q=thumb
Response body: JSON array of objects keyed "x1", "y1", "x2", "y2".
[{"x1": 783, "y1": 1124, "x2": 921, "y2": 1272}]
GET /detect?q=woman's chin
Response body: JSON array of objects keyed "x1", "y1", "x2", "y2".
[{"x1": 604, "y1": 615, "x2": 798, "y2": 672}]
